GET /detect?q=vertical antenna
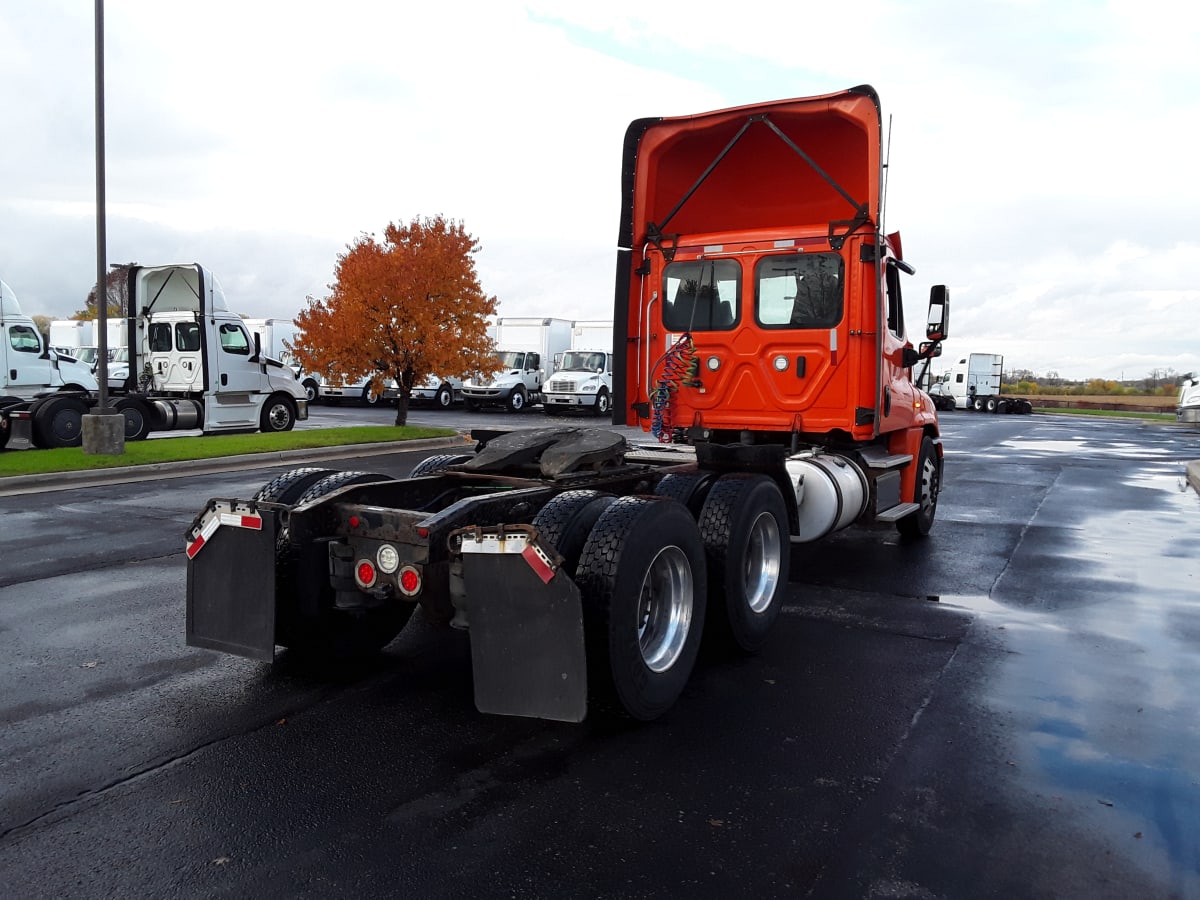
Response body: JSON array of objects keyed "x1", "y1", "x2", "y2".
[{"x1": 880, "y1": 113, "x2": 893, "y2": 240}]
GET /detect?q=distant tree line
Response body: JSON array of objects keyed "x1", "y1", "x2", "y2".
[{"x1": 1002, "y1": 368, "x2": 1188, "y2": 397}]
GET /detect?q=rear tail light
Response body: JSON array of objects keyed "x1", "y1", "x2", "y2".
[
  {"x1": 398, "y1": 565, "x2": 421, "y2": 597},
  {"x1": 355, "y1": 560, "x2": 377, "y2": 589}
]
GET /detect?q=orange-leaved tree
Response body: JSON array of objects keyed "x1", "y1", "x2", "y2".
[{"x1": 294, "y1": 216, "x2": 500, "y2": 425}]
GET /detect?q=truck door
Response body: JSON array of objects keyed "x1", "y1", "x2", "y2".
[
  {"x1": 3, "y1": 322, "x2": 57, "y2": 393},
  {"x1": 205, "y1": 319, "x2": 263, "y2": 429}
]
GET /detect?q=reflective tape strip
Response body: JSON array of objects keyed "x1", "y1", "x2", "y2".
[
  {"x1": 186, "y1": 509, "x2": 262, "y2": 559},
  {"x1": 220, "y1": 513, "x2": 262, "y2": 530},
  {"x1": 186, "y1": 513, "x2": 221, "y2": 560},
  {"x1": 521, "y1": 543, "x2": 556, "y2": 584}
]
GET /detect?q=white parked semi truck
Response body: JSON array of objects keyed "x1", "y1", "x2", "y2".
[
  {"x1": 927, "y1": 352, "x2": 1031, "y2": 414},
  {"x1": 1, "y1": 279, "x2": 100, "y2": 449},
  {"x1": 185, "y1": 86, "x2": 949, "y2": 724},
  {"x1": 1, "y1": 264, "x2": 309, "y2": 450},
  {"x1": 544, "y1": 320, "x2": 614, "y2": 417},
  {"x1": 461, "y1": 316, "x2": 573, "y2": 412}
]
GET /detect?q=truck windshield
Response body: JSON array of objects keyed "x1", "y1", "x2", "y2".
[
  {"x1": 496, "y1": 351, "x2": 526, "y2": 369},
  {"x1": 662, "y1": 259, "x2": 740, "y2": 332},
  {"x1": 755, "y1": 252, "x2": 844, "y2": 329},
  {"x1": 559, "y1": 351, "x2": 607, "y2": 372}
]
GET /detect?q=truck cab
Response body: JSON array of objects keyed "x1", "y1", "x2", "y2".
[
  {"x1": 1, "y1": 279, "x2": 98, "y2": 400},
  {"x1": 130, "y1": 264, "x2": 309, "y2": 432}
]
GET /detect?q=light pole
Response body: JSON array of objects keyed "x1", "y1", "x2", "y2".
[{"x1": 82, "y1": 0, "x2": 125, "y2": 454}]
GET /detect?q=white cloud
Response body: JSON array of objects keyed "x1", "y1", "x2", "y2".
[{"x1": 1, "y1": 0, "x2": 1197, "y2": 381}]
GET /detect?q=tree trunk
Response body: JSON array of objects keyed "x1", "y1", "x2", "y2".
[{"x1": 395, "y1": 390, "x2": 411, "y2": 426}]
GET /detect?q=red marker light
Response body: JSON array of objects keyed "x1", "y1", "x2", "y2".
[
  {"x1": 355, "y1": 560, "x2": 377, "y2": 588},
  {"x1": 349, "y1": 515, "x2": 361, "y2": 528},
  {"x1": 398, "y1": 565, "x2": 421, "y2": 596}
]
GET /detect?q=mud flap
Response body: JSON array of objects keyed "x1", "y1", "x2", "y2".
[
  {"x1": 457, "y1": 527, "x2": 587, "y2": 722},
  {"x1": 6, "y1": 408, "x2": 36, "y2": 450},
  {"x1": 185, "y1": 500, "x2": 278, "y2": 661}
]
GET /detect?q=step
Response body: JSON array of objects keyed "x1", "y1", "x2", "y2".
[{"x1": 874, "y1": 502, "x2": 920, "y2": 522}]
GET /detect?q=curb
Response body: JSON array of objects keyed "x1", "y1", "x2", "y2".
[{"x1": 0, "y1": 434, "x2": 472, "y2": 497}]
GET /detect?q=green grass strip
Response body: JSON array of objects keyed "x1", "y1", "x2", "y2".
[
  {"x1": 1038, "y1": 408, "x2": 1176, "y2": 421},
  {"x1": 0, "y1": 426, "x2": 459, "y2": 477}
]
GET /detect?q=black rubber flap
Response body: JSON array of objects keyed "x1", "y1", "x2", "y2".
[
  {"x1": 186, "y1": 514, "x2": 278, "y2": 661},
  {"x1": 461, "y1": 551, "x2": 587, "y2": 722}
]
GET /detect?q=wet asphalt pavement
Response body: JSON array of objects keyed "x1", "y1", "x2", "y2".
[{"x1": 0, "y1": 407, "x2": 1197, "y2": 898}]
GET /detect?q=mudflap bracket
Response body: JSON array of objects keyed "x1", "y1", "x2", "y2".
[
  {"x1": 185, "y1": 499, "x2": 279, "y2": 661},
  {"x1": 454, "y1": 525, "x2": 587, "y2": 723}
]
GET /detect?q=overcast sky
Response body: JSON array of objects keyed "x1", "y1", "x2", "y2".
[{"x1": 2, "y1": 0, "x2": 1197, "y2": 381}]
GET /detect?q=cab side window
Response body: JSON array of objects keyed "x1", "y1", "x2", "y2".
[
  {"x1": 885, "y1": 260, "x2": 905, "y2": 337},
  {"x1": 218, "y1": 323, "x2": 250, "y2": 355},
  {"x1": 8, "y1": 324, "x2": 42, "y2": 354}
]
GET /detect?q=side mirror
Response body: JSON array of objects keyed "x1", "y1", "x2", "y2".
[
  {"x1": 926, "y1": 285, "x2": 950, "y2": 341},
  {"x1": 919, "y1": 341, "x2": 943, "y2": 359},
  {"x1": 251, "y1": 332, "x2": 262, "y2": 362}
]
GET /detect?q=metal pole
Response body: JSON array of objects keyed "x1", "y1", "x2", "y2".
[
  {"x1": 83, "y1": 0, "x2": 123, "y2": 454},
  {"x1": 94, "y1": 0, "x2": 109, "y2": 409}
]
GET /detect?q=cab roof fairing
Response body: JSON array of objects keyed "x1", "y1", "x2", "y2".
[
  {"x1": 616, "y1": 85, "x2": 883, "y2": 254},
  {"x1": 127, "y1": 263, "x2": 229, "y2": 318}
]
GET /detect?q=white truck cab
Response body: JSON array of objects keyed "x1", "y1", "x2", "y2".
[
  {"x1": 132, "y1": 264, "x2": 309, "y2": 433},
  {"x1": 461, "y1": 317, "x2": 573, "y2": 412},
  {"x1": 1, "y1": 279, "x2": 99, "y2": 400},
  {"x1": 543, "y1": 349, "x2": 613, "y2": 417}
]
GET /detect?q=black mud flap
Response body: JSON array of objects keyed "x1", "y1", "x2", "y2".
[
  {"x1": 6, "y1": 408, "x2": 36, "y2": 450},
  {"x1": 185, "y1": 499, "x2": 278, "y2": 661},
  {"x1": 458, "y1": 527, "x2": 587, "y2": 722}
]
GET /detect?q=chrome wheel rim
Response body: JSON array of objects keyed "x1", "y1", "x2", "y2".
[
  {"x1": 268, "y1": 403, "x2": 291, "y2": 430},
  {"x1": 743, "y1": 510, "x2": 782, "y2": 614},
  {"x1": 637, "y1": 545, "x2": 693, "y2": 673}
]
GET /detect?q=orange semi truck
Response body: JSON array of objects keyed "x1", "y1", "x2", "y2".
[{"x1": 185, "y1": 85, "x2": 948, "y2": 722}]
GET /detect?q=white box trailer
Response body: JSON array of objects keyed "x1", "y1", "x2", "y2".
[
  {"x1": 544, "y1": 319, "x2": 615, "y2": 418},
  {"x1": 462, "y1": 316, "x2": 573, "y2": 412}
]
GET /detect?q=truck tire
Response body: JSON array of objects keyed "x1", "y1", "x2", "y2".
[
  {"x1": 1019, "y1": 399, "x2": 1033, "y2": 414},
  {"x1": 434, "y1": 384, "x2": 453, "y2": 409},
  {"x1": 574, "y1": 496, "x2": 707, "y2": 721},
  {"x1": 361, "y1": 385, "x2": 381, "y2": 407},
  {"x1": 972, "y1": 397, "x2": 985, "y2": 411},
  {"x1": 301, "y1": 378, "x2": 320, "y2": 403},
  {"x1": 260, "y1": 394, "x2": 297, "y2": 433},
  {"x1": 897, "y1": 436, "x2": 940, "y2": 538},
  {"x1": 652, "y1": 472, "x2": 716, "y2": 517},
  {"x1": 33, "y1": 395, "x2": 88, "y2": 448},
  {"x1": 697, "y1": 474, "x2": 789, "y2": 653},
  {"x1": 506, "y1": 387, "x2": 528, "y2": 413},
  {"x1": 252, "y1": 467, "x2": 338, "y2": 504},
  {"x1": 593, "y1": 389, "x2": 611, "y2": 417},
  {"x1": 408, "y1": 453, "x2": 472, "y2": 478},
  {"x1": 113, "y1": 397, "x2": 153, "y2": 441},
  {"x1": 275, "y1": 470, "x2": 412, "y2": 661},
  {"x1": 531, "y1": 490, "x2": 616, "y2": 575},
  {"x1": 986, "y1": 397, "x2": 998, "y2": 413}
]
